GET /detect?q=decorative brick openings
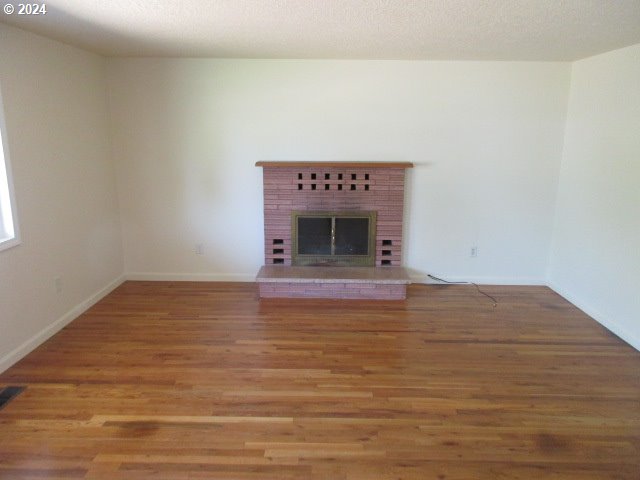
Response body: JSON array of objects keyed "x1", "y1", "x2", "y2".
[{"x1": 258, "y1": 162, "x2": 411, "y2": 267}]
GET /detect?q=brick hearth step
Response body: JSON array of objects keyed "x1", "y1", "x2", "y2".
[{"x1": 256, "y1": 266, "x2": 411, "y2": 300}]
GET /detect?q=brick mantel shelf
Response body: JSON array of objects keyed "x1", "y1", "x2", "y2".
[{"x1": 256, "y1": 161, "x2": 413, "y2": 169}]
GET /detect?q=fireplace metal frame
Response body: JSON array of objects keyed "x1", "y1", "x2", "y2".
[{"x1": 291, "y1": 210, "x2": 377, "y2": 266}]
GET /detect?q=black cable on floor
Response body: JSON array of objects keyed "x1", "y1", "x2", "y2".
[{"x1": 427, "y1": 274, "x2": 498, "y2": 308}]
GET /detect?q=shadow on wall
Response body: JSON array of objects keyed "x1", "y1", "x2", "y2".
[
  {"x1": 402, "y1": 161, "x2": 434, "y2": 279},
  {"x1": 109, "y1": 57, "x2": 265, "y2": 274}
]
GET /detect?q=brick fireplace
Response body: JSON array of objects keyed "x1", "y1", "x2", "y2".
[{"x1": 256, "y1": 161, "x2": 412, "y2": 299}]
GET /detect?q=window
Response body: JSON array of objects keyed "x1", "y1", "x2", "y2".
[{"x1": 0, "y1": 85, "x2": 19, "y2": 251}]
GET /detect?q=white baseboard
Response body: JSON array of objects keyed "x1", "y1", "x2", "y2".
[
  {"x1": 410, "y1": 274, "x2": 546, "y2": 286},
  {"x1": 127, "y1": 271, "x2": 543, "y2": 286},
  {"x1": 126, "y1": 272, "x2": 256, "y2": 282},
  {"x1": 0, "y1": 274, "x2": 126, "y2": 374},
  {"x1": 547, "y1": 281, "x2": 640, "y2": 352}
]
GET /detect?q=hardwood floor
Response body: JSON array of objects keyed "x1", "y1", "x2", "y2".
[{"x1": 0, "y1": 282, "x2": 638, "y2": 479}]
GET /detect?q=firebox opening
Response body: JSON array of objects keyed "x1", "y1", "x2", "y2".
[{"x1": 291, "y1": 211, "x2": 376, "y2": 266}]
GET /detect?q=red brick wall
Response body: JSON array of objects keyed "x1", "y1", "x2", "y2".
[{"x1": 262, "y1": 166, "x2": 406, "y2": 266}]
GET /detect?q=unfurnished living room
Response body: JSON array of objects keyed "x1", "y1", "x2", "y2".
[{"x1": 1, "y1": 1, "x2": 639, "y2": 479}]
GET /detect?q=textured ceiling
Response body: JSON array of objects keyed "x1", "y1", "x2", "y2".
[{"x1": 2, "y1": 0, "x2": 640, "y2": 60}]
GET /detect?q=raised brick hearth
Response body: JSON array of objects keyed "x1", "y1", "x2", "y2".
[
  {"x1": 257, "y1": 265, "x2": 411, "y2": 300},
  {"x1": 256, "y1": 161, "x2": 412, "y2": 299},
  {"x1": 260, "y1": 282, "x2": 406, "y2": 300}
]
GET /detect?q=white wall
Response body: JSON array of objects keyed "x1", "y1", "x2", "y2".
[
  {"x1": 107, "y1": 59, "x2": 570, "y2": 283},
  {"x1": 548, "y1": 44, "x2": 640, "y2": 350},
  {"x1": 0, "y1": 24, "x2": 124, "y2": 371}
]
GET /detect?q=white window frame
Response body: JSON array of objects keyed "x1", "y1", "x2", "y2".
[{"x1": 0, "y1": 84, "x2": 20, "y2": 252}]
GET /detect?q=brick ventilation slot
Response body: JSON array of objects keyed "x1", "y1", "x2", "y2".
[{"x1": 293, "y1": 172, "x2": 372, "y2": 192}]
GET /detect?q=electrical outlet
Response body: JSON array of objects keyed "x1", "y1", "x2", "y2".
[
  {"x1": 195, "y1": 243, "x2": 204, "y2": 255},
  {"x1": 470, "y1": 246, "x2": 478, "y2": 258},
  {"x1": 54, "y1": 277, "x2": 63, "y2": 294}
]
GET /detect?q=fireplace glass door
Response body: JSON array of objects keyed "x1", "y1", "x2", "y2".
[{"x1": 292, "y1": 211, "x2": 376, "y2": 266}]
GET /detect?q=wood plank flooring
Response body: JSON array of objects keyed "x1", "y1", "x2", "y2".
[{"x1": 0, "y1": 282, "x2": 639, "y2": 479}]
